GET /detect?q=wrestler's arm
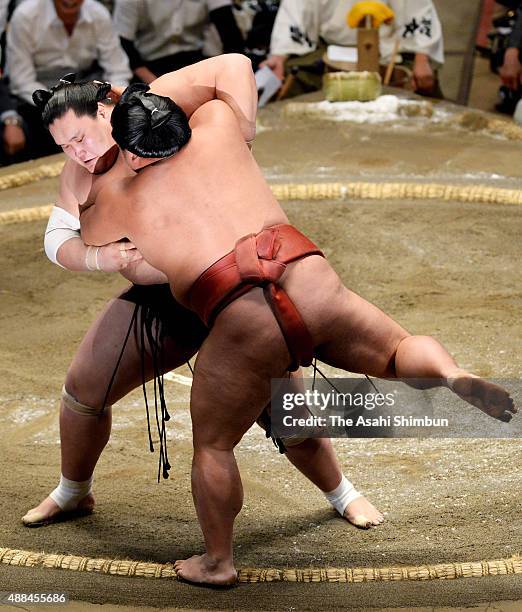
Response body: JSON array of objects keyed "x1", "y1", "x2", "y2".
[
  {"x1": 48, "y1": 160, "x2": 99, "y2": 271},
  {"x1": 46, "y1": 161, "x2": 139, "y2": 273},
  {"x1": 79, "y1": 181, "x2": 128, "y2": 247},
  {"x1": 46, "y1": 162, "x2": 166, "y2": 282},
  {"x1": 78, "y1": 182, "x2": 168, "y2": 282},
  {"x1": 148, "y1": 54, "x2": 257, "y2": 143}
]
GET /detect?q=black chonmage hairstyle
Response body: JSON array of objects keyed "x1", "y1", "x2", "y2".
[
  {"x1": 32, "y1": 73, "x2": 113, "y2": 128},
  {"x1": 110, "y1": 83, "x2": 191, "y2": 158}
]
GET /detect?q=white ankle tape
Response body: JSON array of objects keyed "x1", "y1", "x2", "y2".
[
  {"x1": 323, "y1": 475, "x2": 361, "y2": 516},
  {"x1": 49, "y1": 475, "x2": 93, "y2": 511}
]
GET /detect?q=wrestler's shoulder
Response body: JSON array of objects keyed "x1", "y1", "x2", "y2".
[
  {"x1": 58, "y1": 159, "x2": 91, "y2": 208},
  {"x1": 96, "y1": 176, "x2": 133, "y2": 202},
  {"x1": 61, "y1": 158, "x2": 91, "y2": 189}
]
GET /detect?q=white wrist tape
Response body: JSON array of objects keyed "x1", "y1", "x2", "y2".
[
  {"x1": 323, "y1": 475, "x2": 362, "y2": 516},
  {"x1": 49, "y1": 474, "x2": 93, "y2": 511},
  {"x1": 44, "y1": 206, "x2": 81, "y2": 268},
  {"x1": 85, "y1": 245, "x2": 101, "y2": 271}
]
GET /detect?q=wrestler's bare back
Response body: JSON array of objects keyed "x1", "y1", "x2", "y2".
[{"x1": 81, "y1": 100, "x2": 292, "y2": 302}]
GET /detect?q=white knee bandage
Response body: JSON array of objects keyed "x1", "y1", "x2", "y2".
[
  {"x1": 62, "y1": 386, "x2": 108, "y2": 416},
  {"x1": 323, "y1": 475, "x2": 361, "y2": 516},
  {"x1": 49, "y1": 474, "x2": 93, "y2": 511}
]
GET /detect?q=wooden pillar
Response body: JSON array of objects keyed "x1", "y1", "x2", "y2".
[{"x1": 357, "y1": 28, "x2": 380, "y2": 72}]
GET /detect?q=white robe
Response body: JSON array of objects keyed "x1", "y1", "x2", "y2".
[{"x1": 269, "y1": 0, "x2": 444, "y2": 65}]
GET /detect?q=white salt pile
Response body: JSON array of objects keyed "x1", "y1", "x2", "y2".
[{"x1": 284, "y1": 95, "x2": 442, "y2": 123}]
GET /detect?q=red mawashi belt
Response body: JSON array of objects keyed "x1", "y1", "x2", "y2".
[{"x1": 188, "y1": 224, "x2": 324, "y2": 371}]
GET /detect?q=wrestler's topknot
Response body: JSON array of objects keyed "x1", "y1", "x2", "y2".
[{"x1": 110, "y1": 84, "x2": 191, "y2": 159}]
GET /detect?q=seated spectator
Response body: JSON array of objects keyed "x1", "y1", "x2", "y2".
[
  {"x1": 232, "y1": 0, "x2": 280, "y2": 70},
  {"x1": 0, "y1": 77, "x2": 26, "y2": 165},
  {"x1": 498, "y1": 5, "x2": 522, "y2": 113},
  {"x1": 1, "y1": 1, "x2": 27, "y2": 164},
  {"x1": 114, "y1": 0, "x2": 245, "y2": 84},
  {"x1": 0, "y1": 0, "x2": 10, "y2": 70},
  {"x1": 261, "y1": 0, "x2": 444, "y2": 99},
  {"x1": 6, "y1": 0, "x2": 131, "y2": 159},
  {"x1": 0, "y1": 0, "x2": 26, "y2": 72}
]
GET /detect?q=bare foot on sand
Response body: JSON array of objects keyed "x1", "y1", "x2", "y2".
[
  {"x1": 344, "y1": 495, "x2": 385, "y2": 529},
  {"x1": 446, "y1": 370, "x2": 517, "y2": 422},
  {"x1": 174, "y1": 554, "x2": 237, "y2": 586},
  {"x1": 21, "y1": 493, "x2": 95, "y2": 527}
]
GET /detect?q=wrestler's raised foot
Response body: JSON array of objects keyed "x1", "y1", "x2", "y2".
[
  {"x1": 344, "y1": 495, "x2": 384, "y2": 529},
  {"x1": 174, "y1": 554, "x2": 237, "y2": 586},
  {"x1": 446, "y1": 370, "x2": 517, "y2": 422},
  {"x1": 21, "y1": 493, "x2": 95, "y2": 527}
]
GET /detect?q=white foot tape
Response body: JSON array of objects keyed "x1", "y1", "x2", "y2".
[
  {"x1": 323, "y1": 474, "x2": 362, "y2": 516},
  {"x1": 49, "y1": 475, "x2": 93, "y2": 511}
]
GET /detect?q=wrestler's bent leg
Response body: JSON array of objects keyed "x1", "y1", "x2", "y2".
[
  {"x1": 312, "y1": 279, "x2": 516, "y2": 422},
  {"x1": 265, "y1": 370, "x2": 384, "y2": 527},
  {"x1": 175, "y1": 289, "x2": 292, "y2": 585},
  {"x1": 22, "y1": 292, "x2": 202, "y2": 526},
  {"x1": 24, "y1": 285, "x2": 380, "y2": 528},
  {"x1": 284, "y1": 438, "x2": 384, "y2": 527}
]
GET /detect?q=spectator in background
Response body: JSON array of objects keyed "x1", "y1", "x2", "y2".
[
  {"x1": 1, "y1": 1, "x2": 29, "y2": 72},
  {"x1": 1, "y1": 0, "x2": 27, "y2": 164},
  {"x1": 232, "y1": 0, "x2": 280, "y2": 70},
  {"x1": 0, "y1": 78, "x2": 26, "y2": 165},
  {"x1": 0, "y1": 0, "x2": 11, "y2": 69},
  {"x1": 6, "y1": 0, "x2": 131, "y2": 159},
  {"x1": 114, "y1": 0, "x2": 245, "y2": 84},
  {"x1": 261, "y1": 0, "x2": 444, "y2": 99},
  {"x1": 498, "y1": 5, "x2": 522, "y2": 113}
]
